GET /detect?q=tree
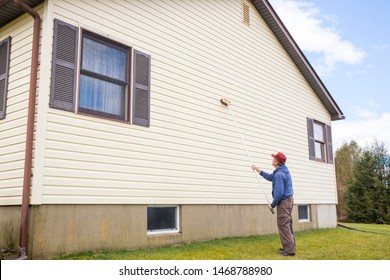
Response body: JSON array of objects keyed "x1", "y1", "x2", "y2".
[
  {"x1": 334, "y1": 140, "x2": 361, "y2": 221},
  {"x1": 346, "y1": 141, "x2": 390, "y2": 224}
]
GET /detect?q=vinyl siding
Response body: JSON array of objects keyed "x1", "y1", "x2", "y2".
[
  {"x1": 0, "y1": 6, "x2": 45, "y2": 205},
  {"x1": 1, "y1": 0, "x2": 337, "y2": 206}
]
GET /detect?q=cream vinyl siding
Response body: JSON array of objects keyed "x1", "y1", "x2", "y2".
[
  {"x1": 0, "y1": 6, "x2": 45, "y2": 205},
  {"x1": 36, "y1": 0, "x2": 336, "y2": 205}
]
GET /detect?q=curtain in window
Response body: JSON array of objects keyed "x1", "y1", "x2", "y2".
[
  {"x1": 79, "y1": 75, "x2": 124, "y2": 116},
  {"x1": 79, "y1": 37, "x2": 127, "y2": 117}
]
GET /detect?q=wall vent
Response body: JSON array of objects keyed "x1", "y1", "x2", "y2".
[{"x1": 242, "y1": 1, "x2": 250, "y2": 26}]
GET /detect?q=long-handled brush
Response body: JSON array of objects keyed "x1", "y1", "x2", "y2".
[{"x1": 220, "y1": 98, "x2": 274, "y2": 214}]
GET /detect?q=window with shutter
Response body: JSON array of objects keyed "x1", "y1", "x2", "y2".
[
  {"x1": 50, "y1": 19, "x2": 78, "y2": 112},
  {"x1": 133, "y1": 50, "x2": 151, "y2": 127},
  {"x1": 50, "y1": 19, "x2": 152, "y2": 126},
  {"x1": 307, "y1": 117, "x2": 334, "y2": 164},
  {"x1": 0, "y1": 37, "x2": 11, "y2": 120}
]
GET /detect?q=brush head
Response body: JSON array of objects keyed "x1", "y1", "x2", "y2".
[{"x1": 220, "y1": 98, "x2": 231, "y2": 106}]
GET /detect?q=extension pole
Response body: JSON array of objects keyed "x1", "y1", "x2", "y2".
[{"x1": 220, "y1": 98, "x2": 274, "y2": 214}]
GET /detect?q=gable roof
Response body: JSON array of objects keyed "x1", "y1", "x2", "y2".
[{"x1": 0, "y1": 0, "x2": 344, "y2": 120}]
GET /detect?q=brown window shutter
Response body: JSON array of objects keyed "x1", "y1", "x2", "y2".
[
  {"x1": 307, "y1": 117, "x2": 315, "y2": 160},
  {"x1": 326, "y1": 124, "x2": 333, "y2": 164},
  {"x1": 132, "y1": 50, "x2": 151, "y2": 127},
  {"x1": 0, "y1": 37, "x2": 11, "y2": 120},
  {"x1": 50, "y1": 19, "x2": 78, "y2": 112}
]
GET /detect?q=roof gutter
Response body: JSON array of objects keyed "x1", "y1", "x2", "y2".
[{"x1": 13, "y1": 0, "x2": 41, "y2": 260}]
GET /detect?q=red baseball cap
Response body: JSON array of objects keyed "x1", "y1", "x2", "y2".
[{"x1": 272, "y1": 152, "x2": 286, "y2": 164}]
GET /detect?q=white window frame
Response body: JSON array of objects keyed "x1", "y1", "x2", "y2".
[{"x1": 147, "y1": 205, "x2": 180, "y2": 235}]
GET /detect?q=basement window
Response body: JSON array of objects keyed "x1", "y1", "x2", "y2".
[
  {"x1": 147, "y1": 206, "x2": 180, "y2": 234},
  {"x1": 298, "y1": 205, "x2": 310, "y2": 222}
]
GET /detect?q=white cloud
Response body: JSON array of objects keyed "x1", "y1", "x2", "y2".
[
  {"x1": 373, "y1": 43, "x2": 390, "y2": 52},
  {"x1": 269, "y1": 0, "x2": 365, "y2": 76},
  {"x1": 368, "y1": 100, "x2": 381, "y2": 108},
  {"x1": 345, "y1": 68, "x2": 366, "y2": 78},
  {"x1": 352, "y1": 106, "x2": 378, "y2": 119},
  {"x1": 332, "y1": 113, "x2": 390, "y2": 151}
]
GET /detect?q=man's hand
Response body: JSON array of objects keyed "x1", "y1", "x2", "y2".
[
  {"x1": 268, "y1": 203, "x2": 275, "y2": 214},
  {"x1": 251, "y1": 165, "x2": 261, "y2": 173}
]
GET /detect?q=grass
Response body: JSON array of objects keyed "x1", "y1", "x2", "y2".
[{"x1": 58, "y1": 223, "x2": 390, "y2": 260}]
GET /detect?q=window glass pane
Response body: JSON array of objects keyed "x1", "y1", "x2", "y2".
[
  {"x1": 314, "y1": 123, "x2": 324, "y2": 141},
  {"x1": 315, "y1": 142, "x2": 324, "y2": 160},
  {"x1": 298, "y1": 205, "x2": 309, "y2": 221},
  {"x1": 82, "y1": 37, "x2": 127, "y2": 81},
  {"x1": 79, "y1": 75, "x2": 125, "y2": 116},
  {"x1": 147, "y1": 207, "x2": 177, "y2": 231}
]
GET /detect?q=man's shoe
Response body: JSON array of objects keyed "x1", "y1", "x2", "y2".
[
  {"x1": 279, "y1": 251, "x2": 295, "y2": 256},
  {"x1": 279, "y1": 248, "x2": 283, "y2": 251}
]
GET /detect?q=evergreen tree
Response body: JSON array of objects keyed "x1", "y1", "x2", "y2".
[
  {"x1": 346, "y1": 141, "x2": 390, "y2": 224},
  {"x1": 334, "y1": 140, "x2": 360, "y2": 221}
]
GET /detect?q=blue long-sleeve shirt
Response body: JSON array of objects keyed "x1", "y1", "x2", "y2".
[{"x1": 259, "y1": 165, "x2": 293, "y2": 208}]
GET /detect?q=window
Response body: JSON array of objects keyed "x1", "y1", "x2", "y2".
[
  {"x1": 0, "y1": 36, "x2": 11, "y2": 120},
  {"x1": 147, "y1": 206, "x2": 179, "y2": 234},
  {"x1": 298, "y1": 205, "x2": 310, "y2": 222},
  {"x1": 79, "y1": 32, "x2": 129, "y2": 120},
  {"x1": 307, "y1": 117, "x2": 333, "y2": 163},
  {"x1": 314, "y1": 122, "x2": 325, "y2": 161},
  {"x1": 50, "y1": 19, "x2": 151, "y2": 126}
]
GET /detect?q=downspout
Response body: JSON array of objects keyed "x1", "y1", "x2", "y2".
[{"x1": 13, "y1": 0, "x2": 41, "y2": 260}]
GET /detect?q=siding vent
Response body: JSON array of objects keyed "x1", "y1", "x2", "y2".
[{"x1": 242, "y1": 1, "x2": 250, "y2": 26}]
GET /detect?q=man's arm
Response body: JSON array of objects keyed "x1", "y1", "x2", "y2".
[{"x1": 270, "y1": 174, "x2": 284, "y2": 208}]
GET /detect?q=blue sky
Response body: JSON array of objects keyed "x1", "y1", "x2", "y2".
[{"x1": 269, "y1": 0, "x2": 390, "y2": 151}]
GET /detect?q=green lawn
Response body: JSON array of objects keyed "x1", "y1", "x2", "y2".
[{"x1": 58, "y1": 223, "x2": 390, "y2": 260}]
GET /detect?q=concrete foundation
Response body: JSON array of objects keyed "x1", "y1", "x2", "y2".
[{"x1": 0, "y1": 203, "x2": 336, "y2": 259}]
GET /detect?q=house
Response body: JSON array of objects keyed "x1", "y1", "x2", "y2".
[{"x1": 0, "y1": 0, "x2": 344, "y2": 259}]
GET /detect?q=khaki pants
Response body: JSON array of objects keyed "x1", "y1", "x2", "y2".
[{"x1": 277, "y1": 195, "x2": 296, "y2": 254}]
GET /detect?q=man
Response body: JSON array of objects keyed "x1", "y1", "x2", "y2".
[{"x1": 252, "y1": 152, "x2": 296, "y2": 256}]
